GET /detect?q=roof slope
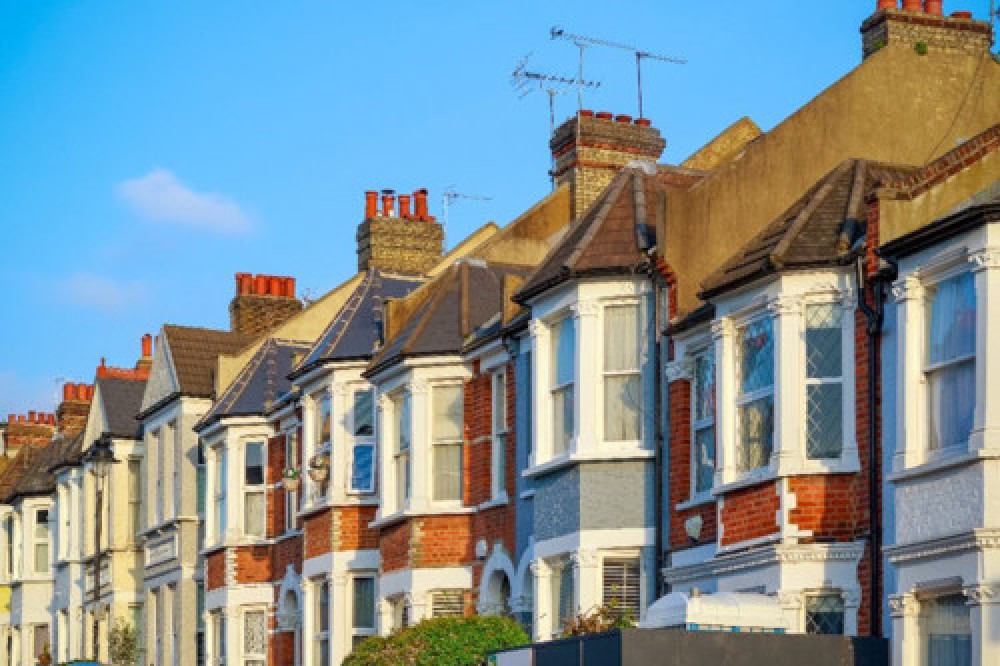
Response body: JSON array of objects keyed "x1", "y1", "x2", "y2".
[
  {"x1": 367, "y1": 260, "x2": 530, "y2": 376},
  {"x1": 2, "y1": 433, "x2": 81, "y2": 502},
  {"x1": 514, "y1": 167, "x2": 661, "y2": 303},
  {"x1": 162, "y1": 325, "x2": 255, "y2": 398},
  {"x1": 699, "y1": 159, "x2": 919, "y2": 299},
  {"x1": 291, "y1": 270, "x2": 425, "y2": 378},
  {"x1": 198, "y1": 337, "x2": 312, "y2": 429},
  {"x1": 97, "y1": 377, "x2": 147, "y2": 439}
]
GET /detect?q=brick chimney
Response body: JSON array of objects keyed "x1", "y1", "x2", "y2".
[
  {"x1": 861, "y1": 1, "x2": 993, "y2": 59},
  {"x1": 229, "y1": 273, "x2": 304, "y2": 336},
  {"x1": 355, "y1": 188, "x2": 444, "y2": 275},
  {"x1": 55, "y1": 382, "x2": 92, "y2": 436},
  {"x1": 550, "y1": 110, "x2": 666, "y2": 219},
  {"x1": 95, "y1": 334, "x2": 154, "y2": 381},
  {"x1": 4, "y1": 410, "x2": 57, "y2": 455}
]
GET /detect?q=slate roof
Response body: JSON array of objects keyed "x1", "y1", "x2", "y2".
[
  {"x1": 163, "y1": 325, "x2": 256, "y2": 398},
  {"x1": 514, "y1": 166, "x2": 659, "y2": 304},
  {"x1": 2, "y1": 432, "x2": 81, "y2": 502},
  {"x1": 366, "y1": 260, "x2": 530, "y2": 377},
  {"x1": 197, "y1": 337, "x2": 312, "y2": 430},
  {"x1": 97, "y1": 377, "x2": 147, "y2": 440},
  {"x1": 698, "y1": 159, "x2": 921, "y2": 300},
  {"x1": 291, "y1": 270, "x2": 425, "y2": 379}
]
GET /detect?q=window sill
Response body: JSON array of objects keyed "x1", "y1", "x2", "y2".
[
  {"x1": 712, "y1": 468, "x2": 778, "y2": 496},
  {"x1": 519, "y1": 489, "x2": 536, "y2": 500},
  {"x1": 477, "y1": 494, "x2": 508, "y2": 511},
  {"x1": 888, "y1": 448, "x2": 997, "y2": 483},
  {"x1": 523, "y1": 448, "x2": 655, "y2": 478},
  {"x1": 370, "y1": 505, "x2": 476, "y2": 529},
  {"x1": 676, "y1": 493, "x2": 715, "y2": 511}
]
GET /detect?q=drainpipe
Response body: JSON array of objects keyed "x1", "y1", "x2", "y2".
[
  {"x1": 643, "y1": 249, "x2": 666, "y2": 599},
  {"x1": 855, "y1": 254, "x2": 897, "y2": 637}
]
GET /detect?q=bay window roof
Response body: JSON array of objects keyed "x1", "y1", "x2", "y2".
[{"x1": 698, "y1": 159, "x2": 918, "y2": 301}]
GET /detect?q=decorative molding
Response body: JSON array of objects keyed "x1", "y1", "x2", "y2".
[
  {"x1": 570, "y1": 549, "x2": 599, "y2": 570},
  {"x1": 331, "y1": 383, "x2": 349, "y2": 397},
  {"x1": 884, "y1": 529, "x2": 1000, "y2": 564},
  {"x1": 888, "y1": 594, "x2": 919, "y2": 618},
  {"x1": 409, "y1": 380, "x2": 428, "y2": 396},
  {"x1": 767, "y1": 294, "x2": 803, "y2": 317},
  {"x1": 530, "y1": 559, "x2": 551, "y2": 577},
  {"x1": 710, "y1": 318, "x2": 734, "y2": 340},
  {"x1": 964, "y1": 582, "x2": 1000, "y2": 605},
  {"x1": 377, "y1": 393, "x2": 393, "y2": 411},
  {"x1": 665, "y1": 357, "x2": 694, "y2": 382},
  {"x1": 777, "y1": 591, "x2": 803, "y2": 610},
  {"x1": 892, "y1": 275, "x2": 923, "y2": 303},
  {"x1": 664, "y1": 542, "x2": 864, "y2": 585},
  {"x1": 969, "y1": 247, "x2": 1000, "y2": 271},
  {"x1": 528, "y1": 319, "x2": 548, "y2": 340},
  {"x1": 572, "y1": 300, "x2": 600, "y2": 318}
]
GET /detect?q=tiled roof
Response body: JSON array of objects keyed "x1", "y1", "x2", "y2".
[
  {"x1": 367, "y1": 260, "x2": 530, "y2": 377},
  {"x1": 291, "y1": 270, "x2": 425, "y2": 378},
  {"x1": 698, "y1": 159, "x2": 920, "y2": 300},
  {"x1": 97, "y1": 377, "x2": 147, "y2": 439},
  {"x1": 162, "y1": 325, "x2": 255, "y2": 398},
  {"x1": 197, "y1": 337, "x2": 312, "y2": 430},
  {"x1": 2, "y1": 433, "x2": 81, "y2": 502},
  {"x1": 514, "y1": 166, "x2": 660, "y2": 303}
]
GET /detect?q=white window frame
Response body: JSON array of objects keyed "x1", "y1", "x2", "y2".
[
  {"x1": 550, "y1": 314, "x2": 576, "y2": 457},
  {"x1": 690, "y1": 345, "x2": 716, "y2": 497},
  {"x1": 313, "y1": 577, "x2": 330, "y2": 666},
  {"x1": 3, "y1": 512, "x2": 15, "y2": 580},
  {"x1": 431, "y1": 383, "x2": 464, "y2": 504},
  {"x1": 802, "y1": 301, "x2": 847, "y2": 460},
  {"x1": 600, "y1": 551, "x2": 642, "y2": 622},
  {"x1": 602, "y1": 301, "x2": 642, "y2": 443},
  {"x1": 32, "y1": 507, "x2": 50, "y2": 575},
  {"x1": 243, "y1": 440, "x2": 266, "y2": 538},
  {"x1": 128, "y1": 458, "x2": 142, "y2": 546},
  {"x1": 154, "y1": 427, "x2": 164, "y2": 525},
  {"x1": 241, "y1": 607, "x2": 267, "y2": 666},
  {"x1": 213, "y1": 445, "x2": 227, "y2": 543},
  {"x1": 284, "y1": 429, "x2": 299, "y2": 532},
  {"x1": 391, "y1": 390, "x2": 411, "y2": 511},
  {"x1": 309, "y1": 392, "x2": 333, "y2": 505},
  {"x1": 211, "y1": 609, "x2": 225, "y2": 666},
  {"x1": 734, "y1": 313, "x2": 775, "y2": 475},
  {"x1": 350, "y1": 574, "x2": 377, "y2": 650},
  {"x1": 349, "y1": 388, "x2": 376, "y2": 494},
  {"x1": 491, "y1": 371, "x2": 509, "y2": 501}
]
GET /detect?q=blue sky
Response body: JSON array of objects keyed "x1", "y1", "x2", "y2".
[{"x1": 0, "y1": 0, "x2": 995, "y2": 414}]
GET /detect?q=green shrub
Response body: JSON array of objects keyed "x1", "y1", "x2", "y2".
[{"x1": 343, "y1": 615, "x2": 530, "y2": 666}]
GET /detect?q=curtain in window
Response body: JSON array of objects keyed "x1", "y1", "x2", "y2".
[
  {"x1": 32, "y1": 625, "x2": 49, "y2": 661},
  {"x1": 737, "y1": 318, "x2": 774, "y2": 472},
  {"x1": 921, "y1": 594, "x2": 972, "y2": 666},
  {"x1": 605, "y1": 305, "x2": 641, "y2": 440},
  {"x1": 244, "y1": 611, "x2": 267, "y2": 663},
  {"x1": 433, "y1": 386, "x2": 463, "y2": 501},
  {"x1": 738, "y1": 396, "x2": 774, "y2": 471},
  {"x1": 353, "y1": 578, "x2": 376, "y2": 629},
  {"x1": 317, "y1": 396, "x2": 332, "y2": 447},
  {"x1": 244, "y1": 491, "x2": 265, "y2": 537},
  {"x1": 928, "y1": 272, "x2": 976, "y2": 451},
  {"x1": 552, "y1": 317, "x2": 576, "y2": 455}
]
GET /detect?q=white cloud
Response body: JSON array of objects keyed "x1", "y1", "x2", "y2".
[
  {"x1": 115, "y1": 168, "x2": 251, "y2": 233},
  {"x1": 55, "y1": 272, "x2": 147, "y2": 311}
]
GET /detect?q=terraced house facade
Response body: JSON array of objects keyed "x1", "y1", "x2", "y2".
[{"x1": 0, "y1": 2, "x2": 997, "y2": 664}]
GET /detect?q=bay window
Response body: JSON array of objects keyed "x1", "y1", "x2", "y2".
[
  {"x1": 393, "y1": 392, "x2": 411, "y2": 508},
  {"x1": 351, "y1": 576, "x2": 376, "y2": 649},
  {"x1": 736, "y1": 317, "x2": 774, "y2": 473},
  {"x1": 491, "y1": 371, "x2": 508, "y2": 499},
  {"x1": 284, "y1": 430, "x2": 299, "y2": 531},
  {"x1": 925, "y1": 271, "x2": 976, "y2": 452},
  {"x1": 919, "y1": 594, "x2": 971, "y2": 665},
  {"x1": 129, "y1": 459, "x2": 142, "y2": 542},
  {"x1": 604, "y1": 304, "x2": 641, "y2": 441},
  {"x1": 214, "y1": 447, "x2": 226, "y2": 541},
  {"x1": 805, "y1": 593, "x2": 845, "y2": 635},
  {"x1": 244, "y1": 442, "x2": 265, "y2": 538},
  {"x1": 551, "y1": 316, "x2": 576, "y2": 456},
  {"x1": 692, "y1": 349, "x2": 716, "y2": 494},
  {"x1": 242, "y1": 609, "x2": 266, "y2": 666},
  {"x1": 432, "y1": 385, "x2": 463, "y2": 502},
  {"x1": 805, "y1": 304, "x2": 844, "y2": 459},
  {"x1": 33, "y1": 509, "x2": 49, "y2": 574},
  {"x1": 314, "y1": 578, "x2": 330, "y2": 666},
  {"x1": 350, "y1": 389, "x2": 375, "y2": 493}
]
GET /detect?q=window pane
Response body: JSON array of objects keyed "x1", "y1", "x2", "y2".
[
  {"x1": 805, "y1": 595, "x2": 845, "y2": 635},
  {"x1": 554, "y1": 317, "x2": 576, "y2": 386},
  {"x1": 432, "y1": 590, "x2": 464, "y2": 618},
  {"x1": 352, "y1": 578, "x2": 376, "y2": 629},
  {"x1": 396, "y1": 393, "x2": 410, "y2": 453},
  {"x1": 738, "y1": 318, "x2": 774, "y2": 394},
  {"x1": 604, "y1": 374, "x2": 640, "y2": 440},
  {"x1": 351, "y1": 445, "x2": 374, "y2": 492},
  {"x1": 694, "y1": 425, "x2": 715, "y2": 493},
  {"x1": 35, "y1": 510, "x2": 49, "y2": 539},
  {"x1": 806, "y1": 304, "x2": 843, "y2": 379},
  {"x1": 318, "y1": 581, "x2": 330, "y2": 631},
  {"x1": 694, "y1": 352, "x2": 715, "y2": 422},
  {"x1": 494, "y1": 433, "x2": 507, "y2": 496},
  {"x1": 244, "y1": 491, "x2": 265, "y2": 537},
  {"x1": 929, "y1": 272, "x2": 976, "y2": 364},
  {"x1": 396, "y1": 454, "x2": 410, "y2": 503},
  {"x1": 433, "y1": 386, "x2": 463, "y2": 442},
  {"x1": 34, "y1": 543, "x2": 48, "y2": 573},
  {"x1": 244, "y1": 611, "x2": 266, "y2": 655},
  {"x1": 738, "y1": 395, "x2": 773, "y2": 471},
  {"x1": 493, "y1": 373, "x2": 507, "y2": 433},
  {"x1": 216, "y1": 449, "x2": 226, "y2": 491},
  {"x1": 920, "y1": 594, "x2": 971, "y2": 665},
  {"x1": 433, "y1": 443, "x2": 462, "y2": 502},
  {"x1": 317, "y1": 396, "x2": 332, "y2": 446},
  {"x1": 602, "y1": 558, "x2": 640, "y2": 620},
  {"x1": 929, "y1": 359, "x2": 976, "y2": 451},
  {"x1": 553, "y1": 385, "x2": 573, "y2": 456},
  {"x1": 807, "y1": 383, "x2": 843, "y2": 459},
  {"x1": 557, "y1": 563, "x2": 574, "y2": 629},
  {"x1": 353, "y1": 390, "x2": 374, "y2": 437},
  {"x1": 604, "y1": 304, "x2": 639, "y2": 373},
  {"x1": 245, "y1": 443, "x2": 264, "y2": 486}
]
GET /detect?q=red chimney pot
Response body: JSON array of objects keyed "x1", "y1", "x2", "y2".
[
  {"x1": 254, "y1": 275, "x2": 268, "y2": 295},
  {"x1": 901, "y1": 0, "x2": 921, "y2": 10},
  {"x1": 398, "y1": 194, "x2": 412, "y2": 220},
  {"x1": 28, "y1": 411, "x2": 36, "y2": 423},
  {"x1": 635, "y1": 118, "x2": 652, "y2": 127},
  {"x1": 951, "y1": 10, "x2": 972, "y2": 17},
  {"x1": 47, "y1": 413, "x2": 55, "y2": 425},
  {"x1": 364, "y1": 191, "x2": 378, "y2": 219},
  {"x1": 17, "y1": 415, "x2": 24, "y2": 424},
  {"x1": 414, "y1": 189, "x2": 429, "y2": 222},
  {"x1": 269, "y1": 276, "x2": 283, "y2": 296},
  {"x1": 63, "y1": 383, "x2": 74, "y2": 401},
  {"x1": 923, "y1": 0, "x2": 942, "y2": 13},
  {"x1": 596, "y1": 111, "x2": 613, "y2": 120},
  {"x1": 142, "y1": 333, "x2": 153, "y2": 358},
  {"x1": 285, "y1": 277, "x2": 296, "y2": 298},
  {"x1": 615, "y1": 114, "x2": 632, "y2": 123},
  {"x1": 7, "y1": 414, "x2": 14, "y2": 424},
  {"x1": 579, "y1": 109, "x2": 595, "y2": 117},
  {"x1": 877, "y1": 0, "x2": 898, "y2": 9},
  {"x1": 381, "y1": 191, "x2": 396, "y2": 218},
  {"x1": 235, "y1": 273, "x2": 252, "y2": 295}
]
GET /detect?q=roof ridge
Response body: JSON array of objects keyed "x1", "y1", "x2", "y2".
[{"x1": 771, "y1": 160, "x2": 854, "y2": 268}]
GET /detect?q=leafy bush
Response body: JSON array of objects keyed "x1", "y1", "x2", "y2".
[
  {"x1": 343, "y1": 615, "x2": 529, "y2": 666},
  {"x1": 108, "y1": 616, "x2": 139, "y2": 666}
]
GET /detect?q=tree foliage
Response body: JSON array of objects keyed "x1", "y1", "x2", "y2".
[
  {"x1": 343, "y1": 615, "x2": 529, "y2": 666},
  {"x1": 108, "y1": 616, "x2": 139, "y2": 666}
]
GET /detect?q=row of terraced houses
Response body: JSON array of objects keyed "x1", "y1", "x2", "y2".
[{"x1": 0, "y1": 3, "x2": 998, "y2": 665}]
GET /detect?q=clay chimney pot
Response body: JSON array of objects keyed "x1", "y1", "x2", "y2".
[
  {"x1": 254, "y1": 275, "x2": 268, "y2": 295},
  {"x1": 615, "y1": 114, "x2": 633, "y2": 123},
  {"x1": 877, "y1": 0, "x2": 898, "y2": 9},
  {"x1": 950, "y1": 10, "x2": 972, "y2": 17},
  {"x1": 28, "y1": 411, "x2": 36, "y2": 423},
  {"x1": 923, "y1": 0, "x2": 942, "y2": 13},
  {"x1": 47, "y1": 414, "x2": 55, "y2": 425},
  {"x1": 285, "y1": 277, "x2": 296, "y2": 298},
  {"x1": 63, "y1": 383, "x2": 74, "y2": 401},
  {"x1": 7, "y1": 414, "x2": 14, "y2": 424},
  {"x1": 364, "y1": 190, "x2": 378, "y2": 219},
  {"x1": 17, "y1": 415, "x2": 24, "y2": 424},
  {"x1": 269, "y1": 276, "x2": 283, "y2": 296},
  {"x1": 142, "y1": 333, "x2": 153, "y2": 358},
  {"x1": 596, "y1": 111, "x2": 613, "y2": 120},
  {"x1": 398, "y1": 194, "x2": 412, "y2": 220},
  {"x1": 579, "y1": 109, "x2": 595, "y2": 117},
  {"x1": 901, "y1": 0, "x2": 921, "y2": 10},
  {"x1": 381, "y1": 191, "x2": 396, "y2": 218}
]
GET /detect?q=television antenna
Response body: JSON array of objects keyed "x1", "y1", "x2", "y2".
[
  {"x1": 512, "y1": 54, "x2": 602, "y2": 133},
  {"x1": 549, "y1": 27, "x2": 686, "y2": 119},
  {"x1": 442, "y1": 187, "x2": 492, "y2": 235}
]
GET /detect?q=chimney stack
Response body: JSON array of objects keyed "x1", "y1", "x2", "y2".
[
  {"x1": 862, "y1": 1, "x2": 992, "y2": 57},
  {"x1": 229, "y1": 273, "x2": 304, "y2": 336},
  {"x1": 355, "y1": 187, "x2": 443, "y2": 275}
]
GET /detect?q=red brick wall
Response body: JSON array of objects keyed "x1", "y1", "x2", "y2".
[
  {"x1": 334, "y1": 506, "x2": 378, "y2": 551},
  {"x1": 271, "y1": 534, "x2": 303, "y2": 578},
  {"x1": 205, "y1": 550, "x2": 226, "y2": 591},
  {"x1": 233, "y1": 546, "x2": 272, "y2": 583},
  {"x1": 380, "y1": 519, "x2": 414, "y2": 573},
  {"x1": 268, "y1": 630, "x2": 295, "y2": 666},
  {"x1": 303, "y1": 509, "x2": 332, "y2": 559},
  {"x1": 718, "y1": 482, "x2": 780, "y2": 546},
  {"x1": 380, "y1": 514, "x2": 475, "y2": 573},
  {"x1": 788, "y1": 475, "x2": 865, "y2": 541},
  {"x1": 667, "y1": 379, "x2": 717, "y2": 550},
  {"x1": 464, "y1": 364, "x2": 491, "y2": 507}
]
